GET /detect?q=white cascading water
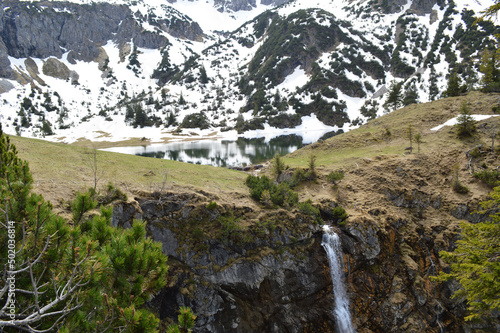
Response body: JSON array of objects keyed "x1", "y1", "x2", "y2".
[{"x1": 322, "y1": 226, "x2": 356, "y2": 333}]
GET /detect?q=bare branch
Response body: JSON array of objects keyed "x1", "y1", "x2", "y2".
[
  {"x1": 0, "y1": 231, "x2": 94, "y2": 332},
  {"x1": 9, "y1": 234, "x2": 51, "y2": 275}
]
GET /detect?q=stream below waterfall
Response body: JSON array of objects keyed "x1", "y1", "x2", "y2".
[{"x1": 322, "y1": 228, "x2": 356, "y2": 333}]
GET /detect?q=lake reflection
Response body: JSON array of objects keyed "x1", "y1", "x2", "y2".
[{"x1": 102, "y1": 131, "x2": 342, "y2": 167}]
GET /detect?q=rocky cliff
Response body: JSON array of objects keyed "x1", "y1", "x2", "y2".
[
  {"x1": 112, "y1": 192, "x2": 337, "y2": 332},
  {"x1": 0, "y1": 0, "x2": 203, "y2": 77},
  {"x1": 111, "y1": 142, "x2": 498, "y2": 333}
]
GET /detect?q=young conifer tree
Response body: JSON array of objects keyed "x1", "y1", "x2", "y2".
[
  {"x1": 0, "y1": 125, "x2": 170, "y2": 332},
  {"x1": 436, "y1": 187, "x2": 500, "y2": 322},
  {"x1": 456, "y1": 101, "x2": 477, "y2": 139}
]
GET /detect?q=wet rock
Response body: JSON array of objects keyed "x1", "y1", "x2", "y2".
[
  {"x1": 113, "y1": 190, "x2": 490, "y2": 332},
  {"x1": 114, "y1": 196, "x2": 336, "y2": 332}
]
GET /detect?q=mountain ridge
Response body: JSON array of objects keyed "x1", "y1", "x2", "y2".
[{"x1": 0, "y1": 0, "x2": 497, "y2": 145}]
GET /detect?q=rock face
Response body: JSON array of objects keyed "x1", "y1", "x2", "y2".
[
  {"x1": 113, "y1": 193, "x2": 337, "y2": 332},
  {"x1": 168, "y1": 0, "x2": 292, "y2": 12},
  {"x1": 0, "y1": 0, "x2": 203, "y2": 75},
  {"x1": 111, "y1": 181, "x2": 489, "y2": 333},
  {"x1": 0, "y1": 79, "x2": 14, "y2": 93},
  {"x1": 214, "y1": 0, "x2": 257, "y2": 12}
]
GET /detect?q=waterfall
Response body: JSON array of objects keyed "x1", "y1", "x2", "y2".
[{"x1": 322, "y1": 227, "x2": 355, "y2": 333}]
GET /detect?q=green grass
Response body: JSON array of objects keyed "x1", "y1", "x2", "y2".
[
  {"x1": 10, "y1": 135, "x2": 247, "y2": 207},
  {"x1": 9, "y1": 91, "x2": 500, "y2": 209},
  {"x1": 284, "y1": 91, "x2": 500, "y2": 172}
]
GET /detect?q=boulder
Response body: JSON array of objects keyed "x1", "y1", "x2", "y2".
[{"x1": 42, "y1": 58, "x2": 71, "y2": 80}]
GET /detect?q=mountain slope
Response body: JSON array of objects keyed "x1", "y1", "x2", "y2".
[
  {"x1": 12, "y1": 91, "x2": 500, "y2": 332},
  {"x1": 0, "y1": 0, "x2": 497, "y2": 144}
]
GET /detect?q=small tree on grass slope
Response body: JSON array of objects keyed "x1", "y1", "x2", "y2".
[{"x1": 456, "y1": 101, "x2": 477, "y2": 139}]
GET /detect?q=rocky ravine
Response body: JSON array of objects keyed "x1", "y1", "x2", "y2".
[{"x1": 112, "y1": 150, "x2": 497, "y2": 332}]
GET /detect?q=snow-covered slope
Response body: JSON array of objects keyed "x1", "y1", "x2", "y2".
[{"x1": 0, "y1": 0, "x2": 497, "y2": 144}]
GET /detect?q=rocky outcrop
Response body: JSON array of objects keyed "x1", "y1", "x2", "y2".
[
  {"x1": 0, "y1": 1, "x2": 203, "y2": 77},
  {"x1": 214, "y1": 0, "x2": 257, "y2": 12},
  {"x1": 377, "y1": 0, "x2": 438, "y2": 15},
  {"x1": 42, "y1": 58, "x2": 71, "y2": 80},
  {"x1": 260, "y1": 0, "x2": 292, "y2": 6},
  {"x1": 410, "y1": 0, "x2": 440, "y2": 15},
  {"x1": 166, "y1": 0, "x2": 292, "y2": 12},
  {"x1": 0, "y1": 79, "x2": 14, "y2": 93},
  {"x1": 0, "y1": 39, "x2": 14, "y2": 79},
  {"x1": 113, "y1": 193, "x2": 336, "y2": 332},
  {"x1": 111, "y1": 184, "x2": 488, "y2": 333}
]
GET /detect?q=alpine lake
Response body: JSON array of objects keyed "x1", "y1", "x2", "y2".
[{"x1": 101, "y1": 130, "x2": 343, "y2": 168}]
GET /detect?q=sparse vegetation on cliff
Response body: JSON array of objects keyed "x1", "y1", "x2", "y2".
[{"x1": 436, "y1": 187, "x2": 500, "y2": 322}]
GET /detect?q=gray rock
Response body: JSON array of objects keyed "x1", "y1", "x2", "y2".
[
  {"x1": 0, "y1": 79, "x2": 14, "y2": 93},
  {"x1": 410, "y1": 0, "x2": 439, "y2": 15},
  {"x1": 148, "y1": 223, "x2": 179, "y2": 256},
  {"x1": 113, "y1": 196, "x2": 336, "y2": 332},
  {"x1": 260, "y1": 0, "x2": 292, "y2": 5},
  {"x1": 348, "y1": 222, "x2": 380, "y2": 260},
  {"x1": 214, "y1": 0, "x2": 257, "y2": 12},
  {"x1": 0, "y1": 0, "x2": 201, "y2": 69},
  {"x1": 70, "y1": 70, "x2": 79, "y2": 85},
  {"x1": 0, "y1": 40, "x2": 13, "y2": 79},
  {"x1": 24, "y1": 58, "x2": 38, "y2": 74},
  {"x1": 42, "y1": 58, "x2": 71, "y2": 80}
]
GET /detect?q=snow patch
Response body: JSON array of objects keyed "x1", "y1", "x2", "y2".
[{"x1": 431, "y1": 115, "x2": 499, "y2": 131}]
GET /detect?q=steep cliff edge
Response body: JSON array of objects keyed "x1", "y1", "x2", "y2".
[
  {"x1": 110, "y1": 155, "x2": 490, "y2": 332},
  {"x1": 112, "y1": 192, "x2": 336, "y2": 332}
]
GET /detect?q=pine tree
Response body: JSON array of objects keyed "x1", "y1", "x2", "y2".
[
  {"x1": 199, "y1": 66, "x2": 208, "y2": 84},
  {"x1": 480, "y1": 48, "x2": 500, "y2": 92},
  {"x1": 128, "y1": 45, "x2": 141, "y2": 73},
  {"x1": 383, "y1": 81, "x2": 403, "y2": 112},
  {"x1": 0, "y1": 125, "x2": 169, "y2": 332},
  {"x1": 0, "y1": 124, "x2": 33, "y2": 221},
  {"x1": 167, "y1": 307, "x2": 197, "y2": 333},
  {"x1": 359, "y1": 100, "x2": 379, "y2": 120},
  {"x1": 307, "y1": 154, "x2": 317, "y2": 180},
  {"x1": 428, "y1": 66, "x2": 440, "y2": 101},
  {"x1": 41, "y1": 119, "x2": 54, "y2": 136},
  {"x1": 456, "y1": 101, "x2": 477, "y2": 138},
  {"x1": 179, "y1": 92, "x2": 186, "y2": 105},
  {"x1": 133, "y1": 103, "x2": 148, "y2": 128},
  {"x1": 479, "y1": 0, "x2": 500, "y2": 23},
  {"x1": 444, "y1": 70, "x2": 465, "y2": 97},
  {"x1": 18, "y1": 108, "x2": 30, "y2": 128},
  {"x1": 403, "y1": 83, "x2": 419, "y2": 106},
  {"x1": 406, "y1": 124, "x2": 414, "y2": 153},
  {"x1": 125, "y1": 105, "x2": 135, "y2": 123},
  {"x1": 414, "y1": 132, "x2": 423, "y2": 153},
  {"x1": 166, "y1": 111, "x2": 178, "y2": 127},
  {"x1": 271, "y1": 152, "x2": 286, "y2": 182}
]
